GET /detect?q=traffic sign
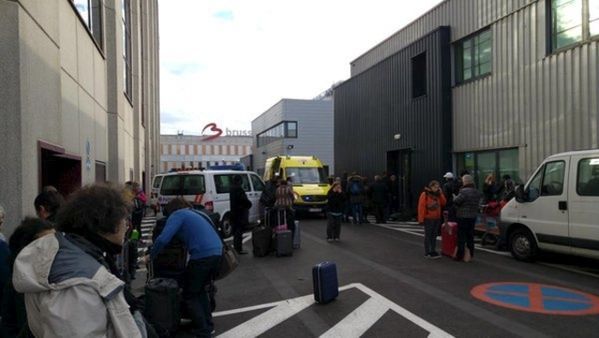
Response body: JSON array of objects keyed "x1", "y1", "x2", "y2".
[{"x1": 471, "y1": 282, "x2": 599, "y2": 315}]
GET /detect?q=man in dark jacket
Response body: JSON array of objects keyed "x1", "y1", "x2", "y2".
[
  {"x1": 229, "y1": 175, "x2": 252, "y2": 254},
  {"x1": 442, "y1": 172, "x2": 460, "y2": 221},
  {"x1": 370, "y1": 175, "x2": 389, "y2": 224},
  {"x1": 453, "y1": 175, "x2": 483, "y2": 261}
]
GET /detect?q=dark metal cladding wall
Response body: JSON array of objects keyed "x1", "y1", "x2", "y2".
[{"x1": 334, "y1": 27, "x2": 452, "y2": 207}]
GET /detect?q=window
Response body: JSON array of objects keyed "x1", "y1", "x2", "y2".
[
  {"x1": 257, "y1": 121, "x2": 298, "y2": 147},
  {"x1": 456, "y1": 29, "x2": 492, "y2": 83},
  {"x1": 457, "y1": 148, "x2": 521, "y2": 188},
  {"x1": 541, "y1": 161, "x2": 566, "y2": 196},
  {"x1": 160, "y1": 175, "x2": 206, "y2": 195},
  {"x1": 285, "y1": 167, "x2": 327, "y2": 184},
  {"x1": 122, "y1": 0, "x2": 132, "y2": 101},
  {"x1": 551, "y1": 0, "x2": 599, "y2": 51},
  {"x1": 71, "y1": 0, "x2": 103, "y2": 50},
  {"x1": 214, "y1": 174, "x2": 250, "y2": 193},
  {"x1": 412, "y1": 52, "x2": 427, "y2": 98},
  {"x1": 250, "y1": 175, "x2": 265, "y2": 192},
  {"x1": 577, "y1": 158, "x2": 599, "y2": 196},
  {"x1": 152, "y1": 175, "x2": 163, "y2": 189}
]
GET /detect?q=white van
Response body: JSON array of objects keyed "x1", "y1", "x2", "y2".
[
  {"x1": 500, "y1": 149, "x2": 599, "y2": 261},
  {"x1": 156, "y1": 170, "x2": 265, "y2": 238},
  {"x1": 150, "y1": 173, "x2": 165, "y2": 211}
]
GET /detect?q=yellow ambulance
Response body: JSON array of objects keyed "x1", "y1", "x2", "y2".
[{"x1": 263, "y1": 156, "x2": 330, "y2": 213}]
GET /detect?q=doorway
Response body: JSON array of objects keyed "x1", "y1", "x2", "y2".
[
  {"x1": 39, "y1": 142, "x2": 82, "y2": 197},
  {"x1": 387, "y1": 149, "x2": 413, "y2": 210}
]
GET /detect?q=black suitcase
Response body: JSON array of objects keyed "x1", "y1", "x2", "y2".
[
  {"x1": 252, "y1": 225, "x2": 272, "y2": 257},
  {"x1": 312, "y1": 261, "x2": 339, "y2": 304},
  {"x1": 144, "y1": 265, "x2": 181, "y2": 337},
  {"x1": 275, "y1": 230, "x2": 293, "y2": 257}
]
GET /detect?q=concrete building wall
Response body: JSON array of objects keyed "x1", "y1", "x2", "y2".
[{"x1": 0, "y1": 0, "x2": 160, "y2": 234}]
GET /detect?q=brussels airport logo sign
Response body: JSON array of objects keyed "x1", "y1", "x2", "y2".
[{"x1": 201, "y1": 123, "x2": 252, "y2": 141}]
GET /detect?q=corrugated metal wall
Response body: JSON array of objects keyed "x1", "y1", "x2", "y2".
[
  {"x1": 335, "y1": 27, "x2": 452, "y2": 205},
  {"x1": 351, "y1": 0, "x2": 599, "y2": 179}
]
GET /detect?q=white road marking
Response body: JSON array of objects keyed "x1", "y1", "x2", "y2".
[{"x1": 215, "y1": 283, "x2": 454, "y2": 338}]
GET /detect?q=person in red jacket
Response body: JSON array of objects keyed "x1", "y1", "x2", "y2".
[{"x1": 418, "y1": 180, "x2": 446, "y2": 259}]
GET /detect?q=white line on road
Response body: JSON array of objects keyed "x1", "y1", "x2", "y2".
[{"x1": 215, "y1": 283, "x2": 454, "y2": 338}]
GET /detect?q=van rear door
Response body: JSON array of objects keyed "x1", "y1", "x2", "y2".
[
  {"x1": 519, "y1": 159, "x2": 571, "y2": 254},
  {"x1": 568, "y1": 154, "x2": 599, "y2": 258}
]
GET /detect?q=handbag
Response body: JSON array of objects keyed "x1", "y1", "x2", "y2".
[{"x1": 216, "y1": 243, "x2": 239, "y2": 280}]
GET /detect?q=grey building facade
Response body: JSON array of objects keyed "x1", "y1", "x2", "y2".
[
  {"x1": 0, "y1": 0, "x2": 160, "y2": 234},
  {"x1": 252, "y1": 99, "x2": 334, "y2": 176},
  {"x1": 336, "y1": 0, "x2": 599, "y2": 206}
]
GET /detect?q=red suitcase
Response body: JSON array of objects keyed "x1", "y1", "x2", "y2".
[{"x1": 441, "y1": 221, "x2": 458, "y2": 258}]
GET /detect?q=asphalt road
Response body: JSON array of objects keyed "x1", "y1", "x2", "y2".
[
  {"x1": 210, "y1": 218, "x2": 599, "y2": 338},
  {"x1": 135, "y1": 216, "x2": 599, "y2": 337}
]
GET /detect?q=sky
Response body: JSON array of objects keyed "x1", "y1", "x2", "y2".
[{"x1": 159, "y1": 0, "x2": 445, "y2": 135}]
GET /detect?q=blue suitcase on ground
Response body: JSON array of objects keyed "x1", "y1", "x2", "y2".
[{"x1": 312, "y1": 261, "x2": 339, "y2": 304}]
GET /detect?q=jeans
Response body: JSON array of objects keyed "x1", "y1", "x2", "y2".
[
  {"x1": 184, "y1": 256, "x2": 221, "y2": 337},
  {"x1": 424, "y1": 219, "x2": 441, "y2": 255},
  {"x1": 327, "y1": 213, "x2": 342, "y2": 239},
  {"x1": 457, "y1": 217, "x2": 476, "y2": 259},
  {"x1": 351, "y1": 203, "x2": 364, "y2": 223}
]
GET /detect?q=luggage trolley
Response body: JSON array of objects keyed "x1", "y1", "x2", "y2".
[{"x1": 475, "y1": 201, "x2": 504, "y2": 247}]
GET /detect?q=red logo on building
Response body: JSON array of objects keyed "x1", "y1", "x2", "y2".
[{"x1": 201, "y1": 123, "x2": 223, "y2": 141}]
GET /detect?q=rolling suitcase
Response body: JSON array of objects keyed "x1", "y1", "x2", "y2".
[
  {"x1": 441, "y1": 221, "x2": 458, "y2": 258},
  {"x1": 252, "y1": 225, "x2": 272, "y2": 257},
  {"x1": 144, "y1": 262, "x2": 181, "y2": 337},
  {"x1": 292, "y1": 220, "x2": 301, "y2": 249},
  {"x1": 312, "y1": 261, "x2": 339, "y2": 304},
  {"x1": 275, "y1": 230, "x2": 293, "y2": 257}
]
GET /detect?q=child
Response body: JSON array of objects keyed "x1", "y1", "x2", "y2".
[{"x1": 418, "y1": 180, "x2": 446, "y2": 259}]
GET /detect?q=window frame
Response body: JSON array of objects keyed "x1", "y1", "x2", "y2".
[
  {"x1": 69, "y1": 0, "x2": 105, "y2": 54},
  {"x1": 257, "y1": 121, "x2": 298, "y2": 147},
  {"x1": 549, "y1": 0, "x2": 599, "y2": 53},
  {"x1": 540, "y1": 160, "x2": 566, "y2": 196},
  {"x1": 411, "y1": 52, "x2": 427, "y2": 98},
  {"x1": 455, "y1": 28, "x2": 492, "y2": 85},
  {"x1": 122, "y1": 0, "x2": 133, "y2": 103},
  {"x1": 576, "y1": 157, "x2": 599, "y2": 196}
]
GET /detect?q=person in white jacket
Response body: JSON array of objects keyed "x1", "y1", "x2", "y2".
[{"x1": 13, "y1": 184, "x2": 144, "y2": 338}]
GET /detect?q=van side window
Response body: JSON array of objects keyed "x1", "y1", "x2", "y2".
[
  {"x1": 250, "y1": 175, "x2": 265, "y2": 192},
  {"x1": 527, "y1": 167, "x2": 543, "y2": 201},
  {"x1": 215, "y1": 174, "x2": 251, "y2": 194},
  {"x1": 577, "y1": 158, "x2": 599, "y2": 196},
  {"x1": 541, "y1": 161, "x2": 565, "y2": 196}
]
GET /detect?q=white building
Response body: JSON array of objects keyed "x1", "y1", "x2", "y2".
[{"x1": 0, "y1": 0, "x2": 160, "y2": 234}]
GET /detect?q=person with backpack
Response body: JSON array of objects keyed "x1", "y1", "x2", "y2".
[
  {"x1": 274, "y1": 178, "x2": 296, "y2": 236},
  {"x1": 417, "y1": 181, "x2": 446, "y2": 259},
  {"x1": 348, "y1": 173, "x2": 366, "y2": 224},
  {"x1": 442, "y1": 172, "x2": 460, "y2": 221}
]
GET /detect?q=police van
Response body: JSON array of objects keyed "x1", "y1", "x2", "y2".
[
  {"x1": 156, "y1": 170, "x2": 265, "y2": 237},
  {"x1": 500, "y1": 149, "x2": 599, "y2": 261}
]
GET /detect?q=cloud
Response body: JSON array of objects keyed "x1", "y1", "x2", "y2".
[{"x1": 158, "y1": 0, "x2": 445, "y2": 134}]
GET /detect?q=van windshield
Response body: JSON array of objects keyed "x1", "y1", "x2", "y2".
[
  {"x1": 160, "y1": 175, "x2": 206, "y2": 195},
  {"x1": 285, "y1": 167, "x2": 326, "y2": 184}
]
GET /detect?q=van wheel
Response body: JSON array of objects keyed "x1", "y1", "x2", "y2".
[
  {"x1": 509, "y1": 228, "x2": 537, "y2": 262},
  {"x1": 221, "y1": 214, "x2": 233, "y2": 238}
]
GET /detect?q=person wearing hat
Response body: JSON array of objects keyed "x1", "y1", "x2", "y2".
[
  {"x1": 453, "y1": 175, "x2": 483, "y2": 262},
  {"x1": 442, "y1": 172, "x2": 459, "y2": 221}
]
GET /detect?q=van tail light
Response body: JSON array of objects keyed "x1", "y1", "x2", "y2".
[{"x1": 204, "y1": 201, "x2": 214, "y2": 212}]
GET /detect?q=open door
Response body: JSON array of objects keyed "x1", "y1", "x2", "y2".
[
  {"x1": 39, "y1": 141, "x2": 82, "y2": 197},
  {"x1": 387, "y1": 149, "x2": 413, "y2": 210}
]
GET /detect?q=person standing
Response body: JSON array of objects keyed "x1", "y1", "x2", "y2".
[
  {"x1": 348, "y1": 173, "x2": 365, "y2": 224},
  {"x1": 13, "y1": 184, "x2": 144, "y2": 337},
  {"x1": 453, "y1": 175, "x2": 483, "y2": 262},
  {"x1": 326, "y1": 183, "x2": 345, "y2": 242},
  {"x1": 230, "y1": 175, "x2": 252, "y2": 255},
  {"x1": 33, "y1": 190, "x2": 64, "y2": 223},
  {"x1": 388, "y1": 174, "x2": 400, "y2": 216},
  {"x1": 417, "y1": 181, "x2": 446, "y2": 259},
  {"x1": 149, "y1": 198, "x2": 223, "y2": 337},
  {"x1": 442, "y1": 172, "x2": 459, "y2": 221},
  {"x1": 370, "y1": 175, "x2": 389, "y2": 224}
]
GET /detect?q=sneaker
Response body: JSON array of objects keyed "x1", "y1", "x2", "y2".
[
  {"x1": 327, "y1": 238, "x2": 333, "y2": 242},
  {"x1": 334, "y1": 238, "x2": 340, "y2": 242},
  {"x1": 424, "y1": 254, "x2": 432, "y2": 259},
  {"x1": 430, "y1": 252, "x2": 441, "y2": 259}
]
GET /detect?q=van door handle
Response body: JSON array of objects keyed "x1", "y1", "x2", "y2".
[{"x1": 558, "y1": 201, "x2": 568, "y2": 211}]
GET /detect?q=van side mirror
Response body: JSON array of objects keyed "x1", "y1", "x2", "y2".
[{"x1": 514, "y1": 185, "x2": 527, "y2": 203}]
